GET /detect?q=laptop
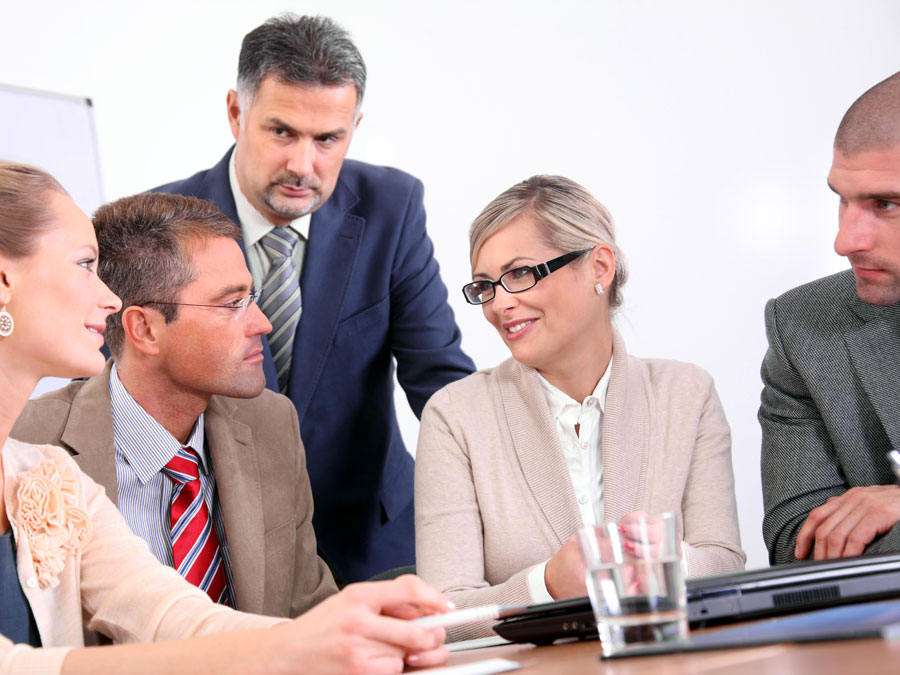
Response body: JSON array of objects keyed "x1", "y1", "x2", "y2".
[{"x1": 492, "y1": 551, "x2": 900, "y2": 645}]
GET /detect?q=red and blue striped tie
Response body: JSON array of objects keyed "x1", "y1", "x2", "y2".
[{"x1": 163, "y1": 446, "x2": 229, "y2": 605}]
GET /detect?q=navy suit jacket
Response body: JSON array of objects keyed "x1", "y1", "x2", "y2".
[{"x1": 154, "y1": 150, "x2": 475, "y2": 582}]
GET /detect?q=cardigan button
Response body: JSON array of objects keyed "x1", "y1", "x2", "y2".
[{"x1": 26, "y1": 576, "x2": 38, "y2": 588}]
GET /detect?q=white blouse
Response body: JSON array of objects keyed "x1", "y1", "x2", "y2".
[{"x1": 526, "y1": 359, "x2": 612, "y2": 602}]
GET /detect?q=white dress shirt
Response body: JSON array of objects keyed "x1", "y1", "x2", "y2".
[
  {"x1": 526, "y1": 360, "x2": 612, "y2": 603},
  {"x1": 228, "y1": 151, "x2": 310, "y2": 290}
]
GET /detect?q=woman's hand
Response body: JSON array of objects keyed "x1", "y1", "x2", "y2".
[
  {"x1": 545, "y1": 534, "x2": 588, "y2": 599},
  {"x1": 261, "y1": 575, "x2": 452, "y2": 675}
]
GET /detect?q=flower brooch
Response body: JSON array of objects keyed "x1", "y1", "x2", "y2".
[{"x1": 15, "y1": 459, "x2": 91, "y2": 589}]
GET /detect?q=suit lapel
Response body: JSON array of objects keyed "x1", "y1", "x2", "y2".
[
  {"x1": 288, "y1": 179, "x2": 363, "y2": 420},
  {"x1": 600, "y1": 331, "x2": 650, "y2": 522},
  {"x1": 60, "y1": 361, "x2": 120, "y2": 503},
  {"x1": 203, "y1": 147, "x2": 240, "y2": 225},
  {"x1": 204, "y1": 395, "x2": 267, "y2": 613},
  {"x1": 845, "y1": 299, "x2": 900, "y2": 449},
  {"x1": 224, "y1": 156, "x2": 363, "y2": 404},
  {"x1": 211, "y1": 147, "x2": 279, "y2": 392},
  {"x1": 499, "y1": 359, "x2": 582, "y2": 546}
]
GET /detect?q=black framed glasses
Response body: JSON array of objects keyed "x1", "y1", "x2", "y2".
[
  {"x1": 462, "y1": 247, "x2": 594, "y2": 305},
  {"x1": 144, "y1": 289, "x2": 260, "y2": 321}
]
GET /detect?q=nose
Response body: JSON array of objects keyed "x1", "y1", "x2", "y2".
[
  {"x1": 98, "y1": 278, "x2": 122, "y2": 314},
  {"x1": 286, "y1": 138, "x2": 315, "y2": 177},
  {"x1": 490, "y1": 283, "x2": 519, "y2": 313},
  {"x1": 246, "y1": 299, "x2": 273, "y2": 336},
  {"x1": 834, "y1": 202, "x2": 875, "y2": 257}
]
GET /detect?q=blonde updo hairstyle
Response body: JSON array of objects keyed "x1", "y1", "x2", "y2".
[
  {"x1": 469, "y1": 175, "x2": 628, "y2": 310},
  {"x1": 0, "y1": 161, "x2": 68, "y2": 258}
]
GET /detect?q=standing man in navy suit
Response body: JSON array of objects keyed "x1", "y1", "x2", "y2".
[{"x1": 154, "y1": 14, "x2": 475, "y2": 583}]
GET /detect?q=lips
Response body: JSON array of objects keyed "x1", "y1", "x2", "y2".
[
  {"x1": 278, "y1": 184, "x2": 312, "y2": 197},
  {"x1": 502, "y1": 318, "x2": 537, "y2": 340},
  {"x1": 243, "y1": 344, "x2": 264, "y2": 361},
  {"x1": 507, "y1": 320, "x2": 533, "y2": 334},
  {"x1": 85, "y1": 324, "x2": 106, "y2": 344},
  {"x1": 853, "y1": 266, "x2": 886, "y2": 278}
]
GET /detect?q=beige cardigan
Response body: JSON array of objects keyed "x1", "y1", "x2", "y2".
[
  {"x1": 1, "y1": 439, "x2": 282, "y2": 674},
  {"x1": 415, "y1": 332, "x2": 745, "y2": 640}
]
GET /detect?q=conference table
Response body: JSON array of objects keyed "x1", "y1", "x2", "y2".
[{"x1": 424, "y1": 633, "x2": 900, "y2": 674}]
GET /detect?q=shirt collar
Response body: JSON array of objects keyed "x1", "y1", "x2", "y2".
[
  {"x1": 539, "y1": 358, "x2": 613, "y2": 420},
  {"x1": 108, "y1": 361, "x2": 206, "y2": 484},
  {"x1": 228, "y1": 150, "x2": 310, "y2": 248}
]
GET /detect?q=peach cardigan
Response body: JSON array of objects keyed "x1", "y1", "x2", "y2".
[
  {"x1": 415, "y1": 332, "x2": 745, "y2": 640},
  {"x1": 1, "y1": 439, "x2": 282, "y2": 674}
]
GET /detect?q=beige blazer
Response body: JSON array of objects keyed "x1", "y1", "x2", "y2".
[
  {"x1": 415, "y1": 332, "x2": 744, "y2": 639},
  {"x1": 11, "y1": 361, "x2": 336, "y2": 618},
  {"x1": 1, "y1": 439, "x2": 283, "y2": 674}
]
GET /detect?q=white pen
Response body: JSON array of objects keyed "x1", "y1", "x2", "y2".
[
  {"x1": 888, "y1": 449, "x2": 900, "y2": 485},
  {"x1": 413, "y1": 604, "x2": 525, "y2": 629}
]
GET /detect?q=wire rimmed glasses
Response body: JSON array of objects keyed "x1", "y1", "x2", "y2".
[{"x1": 144, "y1": 289, "x2": 260, "y2": 321}]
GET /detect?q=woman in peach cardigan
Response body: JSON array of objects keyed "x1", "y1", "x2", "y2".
[
  {"x1": 0, "y1": 162, "x2": 451, "y2": 674},
  {"x1": 415, "y1": 175, "x2": 745, "y2": 640}
]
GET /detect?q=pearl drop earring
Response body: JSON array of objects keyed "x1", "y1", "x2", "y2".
[{"x1": 0, "y1": 306, "x2": 13, "y2": 336}]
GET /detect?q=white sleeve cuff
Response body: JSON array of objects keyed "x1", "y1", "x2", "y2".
[{"x1": 526, "y1": 561, "x2": 555, "y2": 604}]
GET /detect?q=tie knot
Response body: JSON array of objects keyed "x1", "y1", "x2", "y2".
[
  {"x1": 261, "y1": 227, "x2": 300, "y2": 262},
  {"x1": 163, "y1": 446, "x2": 201, "y2": 485}
]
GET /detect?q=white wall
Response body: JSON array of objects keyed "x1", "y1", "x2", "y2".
[{"x1": 3, "y1": 0, "x2": 899, "y2": 570}]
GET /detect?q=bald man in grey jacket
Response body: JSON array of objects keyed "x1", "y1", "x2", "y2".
[{"x1": 761, "y1": 71, "x2": 900, "y2": 565}]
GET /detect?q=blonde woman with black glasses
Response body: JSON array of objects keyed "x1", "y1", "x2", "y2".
[{"x1": 415, "y1": 175, "x2": 745, "y2": 641}]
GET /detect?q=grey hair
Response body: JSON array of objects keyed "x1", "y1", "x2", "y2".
[
  {"x1": 469, "y1": 175, "x2": 628, "y2": 310},
  {"x1": 93, "y1": 192, "x2": 240, "y2": 357},
  {"x1": 236, "y1": 14, "x2": 366, "y2": 110}
]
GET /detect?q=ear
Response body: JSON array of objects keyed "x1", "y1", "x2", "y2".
[
  {"x1": 120, "y1": 306, "x2": 164, "y2": 356},
  {"x1": 226, "y1": 89, "x2": 242, "y2": 141},
  {"x1": 0, "y1": 267, "x2": 13, "y2": 307},
  {"x1": 354, "y1": 111, "x2": 363, "y2": 131},
  {"x1": 0, "y1": 257, "x2": 23, "y2": 307},
  {"x1": 589, "y1": 244, "x2": 617, "y2": 293}
]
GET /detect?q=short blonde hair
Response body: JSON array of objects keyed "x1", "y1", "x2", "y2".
[
  {"x1": 0, "y1": 161, "x2": 67, "y2": 258},
  {"x1": 469, "y1": 175, "x2": 628, "y2": 309}
]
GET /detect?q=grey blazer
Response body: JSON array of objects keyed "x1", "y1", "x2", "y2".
[
  {"x1": 10, "y1": 360, "x2": 337, "y2": 617},
  {"x1": 760, "y1": 269, "x2": 900, "y2": 565}
]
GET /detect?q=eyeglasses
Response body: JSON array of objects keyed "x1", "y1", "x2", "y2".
[
  {"x1": 144, "y1": 290, "x2": 260, "y2": 321},
  {"x1": 462, "y1": 248, "x2": 594, "y2": 305}
]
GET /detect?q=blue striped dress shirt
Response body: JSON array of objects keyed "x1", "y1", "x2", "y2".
[{"x1": 108, "y1": 363, "x2": 235, "y2": 605}]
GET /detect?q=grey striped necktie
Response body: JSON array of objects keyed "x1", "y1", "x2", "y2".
[{"x1": 259, "y1": 227, "x2": 302, "y2": 394}]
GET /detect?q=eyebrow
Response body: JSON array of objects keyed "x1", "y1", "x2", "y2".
[
  {"x1": 827, "y1": 182, "x2": 900, "y2": 201},
  {"x1": 267, "y1": 116, "x2": 348, "y2": 140},
  {"x1": 472, "y1": 257, "x2": 538, "y2": 280},
  {"x1": 206, "y1": 283, "x2": 251, "y2": 304},
  {"x1": 266, "y1": 116, "x2": 298, "y2": 135}
]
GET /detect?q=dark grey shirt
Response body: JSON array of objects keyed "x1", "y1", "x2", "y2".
[{"x1": 0, "y1": 529, "x2": 41, "y2": 646}]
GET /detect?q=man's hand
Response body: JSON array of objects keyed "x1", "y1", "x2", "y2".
[
  {"x1": 795, "y1": 485, "x2": 900, "y2": 560},
  {"x1": 270, "y1": 575, "x2": 452, "y2": 675}
]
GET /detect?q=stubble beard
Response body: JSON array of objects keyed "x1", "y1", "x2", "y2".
[
  {"x1": 855, "y1": 274, "x2": 900, "y2": 307},
  {"x1": 263, "y1": 174, "x2": 322, "y2": 220}
]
